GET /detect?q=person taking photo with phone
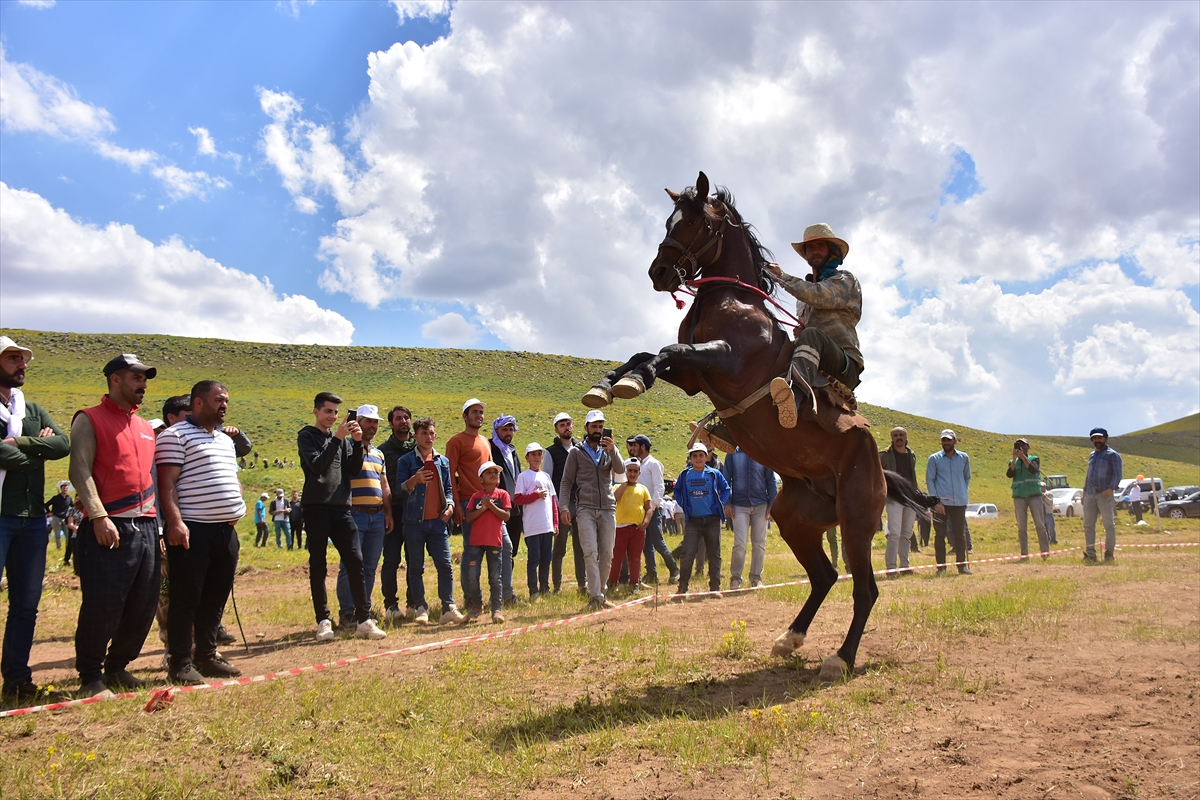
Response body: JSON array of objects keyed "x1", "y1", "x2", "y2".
[{"x1": 558, "y1": 409, "x2": 624, "y2": 610}]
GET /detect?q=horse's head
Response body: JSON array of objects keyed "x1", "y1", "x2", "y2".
[{"x1": 648, "y1": 171, "x2": 732, "y2": 293}]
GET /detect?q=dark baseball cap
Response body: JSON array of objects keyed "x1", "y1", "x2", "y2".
[
  {"x1": 103, "y1": 353, "x2": 157, "y2": 379},
  {"x1": 1089, "y1": 427, "x2": 1108, "y2": 438},
  {"x1": 626, "y1": 434, "x2": 652, "y2": 448}
]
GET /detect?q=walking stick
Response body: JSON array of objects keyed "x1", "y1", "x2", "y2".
[{"x1": 228, "y1": 579, "x2": 250, "y2": 654}]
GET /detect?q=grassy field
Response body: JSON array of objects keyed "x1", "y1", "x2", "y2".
[{"x1": 1041, "y1": 412, "x2": 1200, "y2": 468}]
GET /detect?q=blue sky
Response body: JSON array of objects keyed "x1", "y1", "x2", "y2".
[{"x1": 2, "y1": 1, "x2": 1197, "y2": 435}]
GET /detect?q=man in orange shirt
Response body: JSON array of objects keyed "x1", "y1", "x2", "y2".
[{"x1": 446, "y1": 398, "x2": 492, "y2": 593}]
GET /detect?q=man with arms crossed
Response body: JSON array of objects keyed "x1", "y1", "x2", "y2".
[
  {"x1": 1082, "y1": 427, "x2": 1122, "y2": 563},
  {"x1": 298, "y1": 392, "x2": 386, "y2": 642},
  {"x1": 446, "y1": 398, "x2": 492, "y2": 603},
  {"x1": 156, "y1": 381, "x2": 249, "y2": 684},
  {"x1": 0, "y1": 336, "x2": 69, "y2": 701},
  {"x1": 879, "y1": 427, "x2": 919, "y2": 575}
]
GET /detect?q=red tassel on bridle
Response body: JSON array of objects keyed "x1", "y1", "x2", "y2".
[{"x1": 672, "y1": 292, "x2": 686, "y2": 310}]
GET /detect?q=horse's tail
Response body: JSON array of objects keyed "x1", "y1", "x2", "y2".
[{"x1": 883, "y1": 470, "x2": 940, "y2": 519}]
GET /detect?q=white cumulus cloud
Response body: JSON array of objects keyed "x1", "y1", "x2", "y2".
[
  {"x1": 421, "y1": 312, "x2": 480, "y2": 347},
  {"x1": 0, "y1": 183, "x2": 353, "y2": 345}
]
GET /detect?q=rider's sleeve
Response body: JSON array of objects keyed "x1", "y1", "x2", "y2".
[{"x1": 777, "y1": 272, "x2": 858, "y2": 310}]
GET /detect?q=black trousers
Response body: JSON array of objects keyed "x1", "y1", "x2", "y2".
[
  {"x1": 166, "y1": 521, "x2": 238, "y2": 667},
  {"x1": 305, "y1": 506, "x2": 368, "y2": 624},
  {"x1": 551, "y1": 518, "x2": 585, "y2": 592},
  {"x1": 678, "y1": 516, "x2": 721, "y2": 592},
  {"x1": 380, "y1": 526, "x2": 405, "y2": 611},
  {"x1": 933, "y1": 505, "x2": 969, "y2": 570},
  {"x1": 255, "y1": 522, "x2": 269, "y2": 547},
  {"x1": 75, "y1": 517, "x2": 160, "y2": 684}
]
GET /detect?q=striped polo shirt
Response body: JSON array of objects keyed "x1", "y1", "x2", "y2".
[
  {"x1": 154, "y1": 419, "x2": 246, "y2": 522},
  {"x1": 351, "y1": 443, "x2": 385, "y2": 507}
]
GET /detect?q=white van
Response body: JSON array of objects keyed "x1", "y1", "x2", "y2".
[{"x1": 1116, "y1": 478, "x2": 1164, "y2": 509}]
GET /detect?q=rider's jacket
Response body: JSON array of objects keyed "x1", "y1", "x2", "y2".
[{"x1": 777, "y1": 270, "x2": 863, "y2": 370}]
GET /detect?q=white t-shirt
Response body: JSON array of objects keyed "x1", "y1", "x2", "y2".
[
  {"x1": 155, "y1": 420, "x2": 246, "y2": 523},
  {"x1": 662, "y1": 497, "x2": 677, "y2": 517},
  {"x1": 515, "y1": 468, "x2": 557, "y2": 535},
  {"x1": 637, "y1": 453, "x2": 665, "y2": 509}
]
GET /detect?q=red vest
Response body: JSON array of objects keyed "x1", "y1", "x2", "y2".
[{"x1": 75, "y1": 395, "x2": 156, "y2": 517}]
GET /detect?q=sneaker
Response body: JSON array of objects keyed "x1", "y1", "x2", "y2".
[
  {"x1": 441, "y1": 606, "x2": 465, "y2": 624},
  {"x1": 405, "y1": 606, "x2": 420, "y2": 620},
  {"x1": 958, "y1": 566, "x2": 973, "y2": 575},
  {"x1": 355, "y1": 619, "x2": 387, "y2": 640},
  {"x1": 79, "y1": 679, "x2": 114, "y2": 698},
  {"x1": 104, "y1": 668, "x2": 148, "y2": 690},
  {"x1": 385, "y1": 606, "x2": 406, "y2": 624},
  {"x1": 413, "y1": 607, "x2": 430, "y2": 625},
  {"x1": 1103, "y1": 554, "x2": 1115, "y2": 563},
  {"x1": 711, "y1": 591, "x2": 724, "y2": 599},
  {"x1": 194, "y1": 655, "x2": 242, "y2": 678},
  {"x1": 588, "y1": 597, "x2": 617, "y2": 611},
  {"x1": 750, "y1": 580, "x2": 764, "y2": 588},
  {"x1": 315, "y1": 619, "x2": 335, "y2": 641},
  {"x1": 338, "y1": 614, "x2": 356, "y2": 631},
  {"x1": 168, "y1": 663, "x2": 207, "y2": 686},
  {"x1": 2, "y1": 682, "x2": 67, "y2": 703},
  {"x1": 936, "y1": 567, "x2": 947, "y2": 574},
  {"x1": 215, "y1": 625, "x2": 237, "y2": 645},
  {"x1": 669, "y1": 572, "x2": 681, "y2": 583},
  {"x1": 502, "y1": 595, "x2": 527, "y2": 609},
  {"x1": 491, "y1": 611, "x2": 505, "y2": 624},
  {"x1": 467, "y1": 609, "x2": 481, "y2": 622}
]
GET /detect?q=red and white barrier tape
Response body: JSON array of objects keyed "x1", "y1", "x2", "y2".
[{"x1": 3, "y1": 539, "x2": 1195, "y2": 720}]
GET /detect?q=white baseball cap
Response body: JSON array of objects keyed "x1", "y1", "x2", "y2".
[
  {"x1": 462, "y1": 397, "x2": 486, "y2": 414},
  {"x1": 585, "y1": 409, "x2": 605, "y2": 424},
  {"x1": 0, "y1": 336, "x2": 32, "y2": 360},
  {"x1": 625, "y1": 457, "x2": 641, "y2": 469},
  {"x1": 553, "y1": 412, "x2": 572, "y2": 425},
  {"x1": 477, "y1": 460, "x2": 502, "y2": 477},
  {"x1": 148, "y1": 418, "x2": 166, "y2": 431},
  {"x1": 525, "y1": 441, "x2": 546, "y2": 454},
  {"x1": 261, "y1": 492, "x2": 269, "y2": 498},
  {"x1": 356, "y1": 404, "x2": 384, "y2": 421},
  {"x1": 940, "y1": 429, "x2": 957, "y2": 440},
  {"x1": 688, "y1": 442, "x2": 709, "y2": 455}
]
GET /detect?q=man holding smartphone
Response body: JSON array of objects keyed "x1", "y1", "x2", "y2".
[
  {"x1": 558, "y1": 409, "x2": 624, "y2": 610},
  {"x1": 298, "y1": 393, "x2": 386, "y2": 642}
]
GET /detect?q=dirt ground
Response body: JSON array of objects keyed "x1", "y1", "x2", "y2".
[{"x1": 9, "y1": 546, "x2": 1200, "y2": 800}]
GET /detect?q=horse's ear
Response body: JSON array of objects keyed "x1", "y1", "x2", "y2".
[
  {"x1": 665, "y1": 189, "x2": 681, "y2": 202},
  {"x1": 696, "y1": 171, "x2": 710, "y2": 199}
]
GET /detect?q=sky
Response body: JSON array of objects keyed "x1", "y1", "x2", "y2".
[{"x1": 1, "y1": 0, "x2": 1197, "y2": 436}]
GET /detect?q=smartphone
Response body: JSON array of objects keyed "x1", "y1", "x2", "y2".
[
  {"x1": 346, "y1": 409, "x2": 357, "y2": 422},
  {"x1": 423, "y1": 458, "x2": 436, "y2": 476},
  {"x1": 602, "y1": 427, "x2": 613, "y2": 440}
]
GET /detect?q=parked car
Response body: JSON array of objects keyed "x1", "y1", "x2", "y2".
[
  {"x1": 1164, "y1": 485, "x2": 1200, "y2": 501},
  {"x1": 1159, "y1": 492, "x2": 1200, "y2": 519},
  {"x1": 1045, "y1": 475, "x2": 1070, "y2": 490},
  {"x1": 966, "y1": 503, "x2": 999, "y2": 519},
  {"x1": 1050, "y1": 488, "x2": 1084, "y2": 517},
  {"x1": 1116, "y1": 478, "x2": 1165, "y2": 510}
]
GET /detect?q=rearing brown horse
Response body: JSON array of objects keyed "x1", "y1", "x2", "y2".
[{"x1": 584, "y1": 172, "x2": 929, "y2": 679}]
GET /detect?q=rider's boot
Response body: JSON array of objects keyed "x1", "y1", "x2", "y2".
[{"x1": 769, "y1": 354, "x2": 827, "y2": 429}]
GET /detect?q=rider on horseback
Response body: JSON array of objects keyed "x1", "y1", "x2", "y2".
[{"x1": 765, "y1": 223, "x2": 863, "y2": 429}]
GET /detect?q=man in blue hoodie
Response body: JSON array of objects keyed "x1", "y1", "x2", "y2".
[{"x1": 675, "y1": 443, "x2": 730, "y2": 597}]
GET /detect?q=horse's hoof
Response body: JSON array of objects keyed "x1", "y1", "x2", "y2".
[
  {"x1": 611, "y1": 376, "x2": 646, "y2": 399},
  {"x1": 770, "y1": 629, "x2": 806, "y2": 658},
  {"x1": 581, "y1": 387, "x2": 613, "y2": 408},
  {"x1": 818, "y1": 654, "x2": 848, "y2": 681}
]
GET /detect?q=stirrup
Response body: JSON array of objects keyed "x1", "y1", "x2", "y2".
[{"x1": 689, "y1": 420, "x2": 735, "y2": 454}]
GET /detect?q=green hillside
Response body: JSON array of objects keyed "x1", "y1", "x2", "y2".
[
  {"x1": 8, "y1": 329, "x2": 1199, "y2": 513},
  {"x1": 1040, "y1": 412, "x2": 1200, "y2": 469}
]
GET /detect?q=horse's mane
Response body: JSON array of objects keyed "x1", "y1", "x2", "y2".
[{"x1": 680, "y1": 185, "x2": 778, "y2": 296}]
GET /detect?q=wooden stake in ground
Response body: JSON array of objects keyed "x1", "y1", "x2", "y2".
[{"x1": 1148, "y1": 466, "x2": 1165, "y2": 533}]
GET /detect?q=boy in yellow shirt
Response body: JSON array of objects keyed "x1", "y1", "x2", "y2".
[{"x1": 610, "y1": 459, "x2": 653, "y2": 590}]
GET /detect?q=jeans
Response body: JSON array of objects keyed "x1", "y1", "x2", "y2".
[
  {"x1": 574, "y1": 506, "x2": 616, "y2": 600},
  {"x1": 74, "y1": 517, "x2": 160, "y2": 684},
  {"x1": 48, "y1": 515, "x2": 65, "y2": 549},
  {"x1": 403, "y1": 518, "x2": 455, "y2": 612},
  {"x1": 933, "y1": 505, "x2": 969, "y2": 571},
  {"x1": 1083, "y1": 492, "x2": 1116, "y2": 559},
  {"x1": 1013, "y1": 495, "x2": 1049, "y2": 555},
  {"x1": 679, "y1": 516, "x2": 721, "y2": 593},
  {"x1": 552, "y1": 516, "x2": 585, "y2": 592},
  {"x1": 610, "y1": 525, "x2": 645, "y2": 586},
  {"x1": 166, "y1": 521, "x2": 238, "y2": 668},
  {"x1": 305, "y1": 506, "x2": 367, "y2": 625},
  {"x1": 0, "y1": 516, "x2": 47, "y2": 688},
  {"x1": 884, "y1": 500, "x2": 916, "y2": 571},
  {"x1": 730, "y1": 504, "x2": 768, "y2": 586},
  {"x1": 500, "y1": 525, "x2": 516, "y2": 602},
  {"x1": 1045, "y1": 510, "x2": 1057, "y2": 543},
  {"x1": 525, "y1": 532, "x2": 553, "y2": 595},
  {"x1": 463, "y1": 544, "x2": 502, "y2": 613},
  {"x1": 337, "y1": 509, "x2": 387, "y2": 620},
  {"x1": 274, "y1": 519, "x2": 292, "y2": 549},
  {"x1": 380, "y1": 522, "x2": 405, "y2": 611},
  {"x1": 642, "y1": 508, "x2": 677, "y2": 583}
]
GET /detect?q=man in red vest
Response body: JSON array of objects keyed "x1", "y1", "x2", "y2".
[{"x1": 69, "y1": 354, "x2": 161, "y2": 697}]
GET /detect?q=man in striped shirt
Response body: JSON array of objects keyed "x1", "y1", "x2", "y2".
[
  {"x1": 335, "y1": 404, "x2": 394, "y2": 629},
  {"x1": 155, "y1": 380, "x2": 251, "y2": 685}
]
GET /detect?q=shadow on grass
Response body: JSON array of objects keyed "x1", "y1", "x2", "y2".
[{"x1": 488, "y1": 657, "x2": 893, "y2": 751}]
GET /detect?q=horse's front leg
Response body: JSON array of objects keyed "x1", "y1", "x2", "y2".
[
  {"x1": 582, "y1": 352, "x2": 656, "y2": 408},
  {"x1": 625, "y1": 341, "x2": 736, "y2": 396}
]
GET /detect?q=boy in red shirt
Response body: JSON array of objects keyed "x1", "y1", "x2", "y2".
[{"x1": 464, "y1": 462, "x2": 511, "y2": 623}]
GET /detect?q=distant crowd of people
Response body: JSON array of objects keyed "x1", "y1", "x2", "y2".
[{"x1": 0, "y1": 332, "x2": 1128, "y2": 703}]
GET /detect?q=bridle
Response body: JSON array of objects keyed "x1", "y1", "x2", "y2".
[{"x1": 657, "y1": 202, "x2": 738, "y2": 286}]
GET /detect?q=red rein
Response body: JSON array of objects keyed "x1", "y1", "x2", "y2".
[{"x1": 672, "y1": 277, "x2": 804, "y2": 328}]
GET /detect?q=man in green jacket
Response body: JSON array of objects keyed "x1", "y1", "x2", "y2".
[
  {"x1": 1007, "y1": 438, "x2": 1049, "y2": 558},
  {"x1": 0, "y1": 336, "x2": 70, "y2": 701}
]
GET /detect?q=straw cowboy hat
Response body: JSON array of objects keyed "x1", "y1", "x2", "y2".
[{"x1": 791, "y1": 223, "x2": 850, "y2": 259}]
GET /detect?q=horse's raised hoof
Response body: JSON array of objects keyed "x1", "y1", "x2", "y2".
[
  {"x1": 770, "y1": 377, "x2": 798, "y2": 429},
  {"x1": 611, "y1": 375, "x2": 646, "y2": 399},
  {"x1": 770, "y1": 629, "x2": 806, "y2": 658},
  {"x1": 689, "y1": 421, "x2": 736, "y2": 454},
  {"x1": 581, "y1": 386, "x2": 613, "y2": 408},
  {"x1": 818, "y1": 654, "x2": 849, "y2": 681}
]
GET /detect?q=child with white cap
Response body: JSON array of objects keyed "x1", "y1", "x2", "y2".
[
  {"x1": 514, "y1": 443, "x2": 558, "y2": 597},
  {"x1": 463, "y1": 462, "x2": 511, "y2": 623}
]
